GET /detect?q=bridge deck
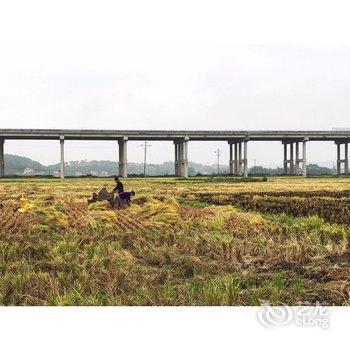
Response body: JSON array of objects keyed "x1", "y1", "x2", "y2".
[{"x1": 0, "y1": 129, "x2": 349, "y2": 141}]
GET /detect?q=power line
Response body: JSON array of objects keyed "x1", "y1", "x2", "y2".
[
  {"x1": 140, "y1": 141, "x2": 151, "y2": 177},
  {"x1": 214, "y1": 148, "x2": 223, "y2": 175}
]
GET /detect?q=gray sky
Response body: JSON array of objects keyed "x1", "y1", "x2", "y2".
[{"x1": 1, "y1": 2, "x2": 350, "y2": 168}]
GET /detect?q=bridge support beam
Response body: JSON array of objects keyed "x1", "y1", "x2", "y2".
[
  {"x1": 289, "y1": 141, "x2": 294, "y2": 174},
  {"x1": 283, "y1": 143, "x2": 288, "y2": 174},
  {"x1": 118, "y1": 137, "x2": 128, "y2": 178},
  {"x1": 295, "y1": 141, "x2": 299, "y2": 174},
  {"x1": 0, "y1": 138, "x2": 4, "y2": 177},
  {"x1": 302, "y1": 139, "x2": 307, "y2": 177},
  {"x1": 229, "y1": 142, "x2": 234, "y2": 175},
  {"x1": 234, "y1": 142, "x2": 239, "y2": 175},
  {"x1": 347, "y1": 142, "x2": 349, "y2": 175},
  {"x1": 228, "y1": 140, "x2": 248, "y2": 176},
  {"x1": 243, "y1": 140, "x2": 248, "y2": 177},
  {"x1": 283, "y1": 139, "x2": 307, "y2": 176},
  {"x1": 238, "y1": 142, "x2": 243, "y2": 175},
  {"x1": 174, "y1": 141, "x2": 180, "y2": 176},
  {"x1": 335, "y1": 140, "x2": 349, "y2": 175},
  {"x1": 295, "y1": 138, "x2": 308, "y2": 176},
  {"x1": 177, "y1": 138, "x2": 188, "y2": 178},
  {"x1": 60, "y1": 136, "x2": 65, "y2": 179}
]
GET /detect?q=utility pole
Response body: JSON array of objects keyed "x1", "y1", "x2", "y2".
[
  {"x1": 214, "y1": 148, "x2": 223, "y2": 175},
  {"x1": 140, "y1": 141, "x2": 151, "y2": 177}
]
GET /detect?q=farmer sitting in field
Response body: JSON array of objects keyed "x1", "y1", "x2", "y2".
[{"x1": 119, "y1": 190, "x2": 135, "y2": 208}]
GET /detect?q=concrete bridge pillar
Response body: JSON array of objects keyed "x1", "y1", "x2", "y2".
[
  {"x1": 238, "y1": 142, "x2": 243, "y2": 175},
  {"x1": 283, "y1": 139, "x2": 307, "y2": 176},
  {"x1": 118, "y1": 137, "x2": 128, "y2": 178},
  {"x1": 336, "y1": 140, "x2": 349, "y2": 175},
  {"x1": 60, "y1": 135, "x2": 65, "y2": 179},
  {"x1": 295, "y1": 139, "x2": 308, "y2": 176},
  {"x1": 229, "y1": 142, "x2": 234, "y2": 175},
  {"x1": 289, "y1": 141, "x2": 294, "y2": 175},
  {"x1": 0, "y1": 138, "x2": 4, "y2": 177},
  {"x1": 302, "y1": 139, "x2": 307, "y2": 177},
  {"x1": 283, "y1": 141, "x2": 293, "y2": 175},
  {"x1": 283, "y1": 143, "x2": 288, "y2": 174},
  {"x1": 178, "y1": 138, "x2": 189, "y2": 178},
  {"x1": 243, "y1": 140, "x2": 248, "y2": 177},
  {"x1": 283, "y1": 141, "x2": 295, "y2": 175},
  {"x1": 234, "y1": 142, "x2": 239, "y2": 175},
  {"x1": 229, "y1": 140, "x2": 248, "y2": 176},
  {"x1": 336, "y1": 143, "x2": 341, "y2": 175},
  {"x1": 295, "y1": 141, "x2": 300, "y2": 174},
  {"x1": 346, "y1": 142, "x2": 349, "y2": 175},
  {"x1": 174, "y1": 141, "x2": 180, "y2": 176}
]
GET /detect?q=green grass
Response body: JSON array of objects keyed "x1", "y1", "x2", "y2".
[{"x1": 176, "y1": 198, "x2": 211, "y2": 207}]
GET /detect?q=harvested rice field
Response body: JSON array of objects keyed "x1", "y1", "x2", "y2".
[{"x1": 0, "y1": 176, "x2": 349, "y2": 306}]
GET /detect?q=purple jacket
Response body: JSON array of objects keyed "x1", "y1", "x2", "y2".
[{"x1": 119, "y1": 192, "x2": 132, "y2": 202}]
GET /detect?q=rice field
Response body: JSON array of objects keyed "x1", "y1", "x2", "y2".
[{"x1": 0, "y1": 176, "x2": 349, "y2": 306}]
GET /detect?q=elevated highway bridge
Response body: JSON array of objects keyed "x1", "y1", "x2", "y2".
[{"x1": 0, "y1": 129, "x2": 349, "y2": 178}]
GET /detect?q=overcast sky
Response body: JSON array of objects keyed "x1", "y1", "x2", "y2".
[{"x1": 1, "y1": 1, "x2": 350, "y2": 167}]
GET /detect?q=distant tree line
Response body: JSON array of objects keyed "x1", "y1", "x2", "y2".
[
  {"x1": 248, "y1": 164, "x2": 335, "y2": 176},
  {"x1": 3, "y1": 154, "x2": 335, "y2": 177}
]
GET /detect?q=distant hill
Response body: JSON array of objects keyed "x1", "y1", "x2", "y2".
[
  {"x1": 4, "y1": 154, "x2": 47, "y2": 175},
  {"x1": 3, "y1": 154, "x2": 335, "y2": 176},
  {"x1": 4, "y1": 154, "x2": 225, "y2": 176}
]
